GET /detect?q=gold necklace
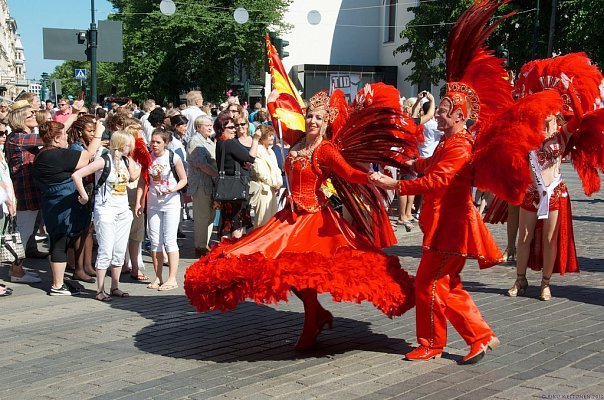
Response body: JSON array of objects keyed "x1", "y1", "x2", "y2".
[{"x1": 294, "y1": 135, "x2": 322, "y2": 159}]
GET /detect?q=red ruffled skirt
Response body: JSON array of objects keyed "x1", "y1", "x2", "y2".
[{"x1": 184, "y1": 205, "x2": 415, "y2": 317}]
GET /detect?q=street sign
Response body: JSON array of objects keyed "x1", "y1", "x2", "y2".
[
  {"x1": 43, "y1": 21, "x2": 123, "y2": 63},
  {"x1": 75, "y1": 69, "x2": 87, "y2": 80}
]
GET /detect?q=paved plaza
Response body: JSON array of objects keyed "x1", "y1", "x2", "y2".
[{"x1": 1, "y1": 163, "x2": 603, "y2": 400}]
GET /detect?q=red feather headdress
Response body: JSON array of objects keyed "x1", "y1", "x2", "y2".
[
  {"x1": 444, "y1": 0, "x2": 515, "y2": 133},
  {"x1": 514, "y1": 52, "x2": 603, "y2": 117}
]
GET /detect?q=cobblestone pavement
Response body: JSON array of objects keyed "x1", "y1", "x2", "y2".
[{"x1": 1, "y1": 163, "x2": 603, "y2": 400}]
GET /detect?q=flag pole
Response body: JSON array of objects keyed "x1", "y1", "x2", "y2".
[{"x1": 276, "y1": 118, "x2": 293, "y2": 213}]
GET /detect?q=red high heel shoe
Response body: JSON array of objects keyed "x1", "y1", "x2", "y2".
[
  {"x1": 293, "y1": 288, "x2": 334, "y2": 350},
  {"x1": 295, "y1": 309, "x2": 333, "y2": 350}
]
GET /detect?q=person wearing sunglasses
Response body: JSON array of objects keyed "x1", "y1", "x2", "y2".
[
  {"x1": 52, "y1": 98, "x2": 72, "y2": 124},
  {"x1": 212, "y1": 112, "x2": 260, "y2": 240},
  {"x1": 5, "y1": 101, "x2": 45, "y2": 284}
]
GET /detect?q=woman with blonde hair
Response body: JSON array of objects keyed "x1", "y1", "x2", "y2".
[
  {"x1": 36, "y1": 109, "x2": 53, "y2": 126},
  {"x1": 250, "y1": 125, "x2": 282, "y2": 227},
  {"x1": 72, "y1": 131, "x2": 140, "y2": 301}
]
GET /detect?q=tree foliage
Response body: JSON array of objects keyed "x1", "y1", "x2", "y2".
[
  {"x1": 49, "y1": 60, "x2": 115, "y2": 101},
  {"x1": 395, "y1": 0, "x2": 604, "y2": 88},
  {"x1": 50, "y1": 0, "x2": 290, "y2": 104}
]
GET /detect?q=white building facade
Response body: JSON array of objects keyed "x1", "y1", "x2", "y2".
[
  {"x1": 0, "y1": 0, "x2": 28, "y2": 101},
  {"x1": 277, "y1": 0, "x2": 424, "y2": 100}
]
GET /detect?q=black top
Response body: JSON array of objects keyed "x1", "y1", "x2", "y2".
[
  {"x1": 272, "y1": 144, "x2": 289, "y2": 174},
  {"x1": 33, "y1": 147, "x2": 81, "y2": 188},
  {"x1": 216, "y1": 139, "x2": 254, "y2": 176}
]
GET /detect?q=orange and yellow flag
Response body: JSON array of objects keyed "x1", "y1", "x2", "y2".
[{"x1": 266, "y1": 34, "x2": 306, "y2": 132}]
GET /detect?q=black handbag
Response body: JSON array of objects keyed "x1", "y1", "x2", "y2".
[{"x1": 212, "y1": 144, "x2": 249, "y2": 201}]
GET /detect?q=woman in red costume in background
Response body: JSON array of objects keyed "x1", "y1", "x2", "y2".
[
  {"x1": 184, "y1": 82, "x2": 418, "y2": 350},
  {"x1": 504, "y1": 53, "x2": 604, "y2": 301}
]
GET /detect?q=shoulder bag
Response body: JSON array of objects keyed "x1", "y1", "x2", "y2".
[
  {"x1": 0, "y1": 216, "x2": 25, "y2": 263},
  {"x1": 212, "y1": 143, "x2": 249, "y2": 201}
]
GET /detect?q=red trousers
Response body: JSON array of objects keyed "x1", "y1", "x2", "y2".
[{"x1": 415, "y1": 250, "x2": 494, "y2": 349}]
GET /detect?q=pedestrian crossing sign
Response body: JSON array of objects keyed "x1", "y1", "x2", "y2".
[{"x1": 75, "y1": 68, "x2": 87, "y2": 80}]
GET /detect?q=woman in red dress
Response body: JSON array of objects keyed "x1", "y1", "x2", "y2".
[{"x1": 185, "y1": 86, "x2": 415, "y2": 350}]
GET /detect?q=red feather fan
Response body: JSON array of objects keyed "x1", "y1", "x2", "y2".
[
  {"x1": 131, "y1": 136, "x2": 152, "y2": 206},
  {"x1": 132, "y1": 137, "x2": 152, "y2": 181},
  {"x1": 548, "y1": 53, "x2": 603, "y2": 113},
  {"x1": 515, "y1": 53, "x2": 603, "y2": 116},
  {"x1": 473, "y1": 90, "x2": 564, "y2": 204},
  {"x1": 570, "y1": 108, "x2": 604, "y2": 196},
  {"x1": 326, "y1": 83, "x2": 422, "y2": 248}
]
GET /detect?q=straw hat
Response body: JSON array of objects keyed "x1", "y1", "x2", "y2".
[{"x1": 10, "y1": 100, "x2": 30, "y2": 111}]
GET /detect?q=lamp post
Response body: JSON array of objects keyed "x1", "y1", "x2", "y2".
[
  {"x1": 89, "y1": 0, "x2": 98, "y2": 105},
  {"x1": 40, "y1": 72, "x2": 49, "y2": 102},
  {"x1": 532, "y1": 0, "x2": 540, "y2": 58}
]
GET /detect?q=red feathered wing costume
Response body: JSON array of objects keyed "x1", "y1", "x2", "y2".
[
  {"x1": 184, "y1": 80, "x2": 419, "y2": 317},
  {"x1": 475, "y1": 52, "x2": 604, "y2": 275}
]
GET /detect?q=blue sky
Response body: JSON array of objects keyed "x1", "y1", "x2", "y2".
[{"x1": 8, "y1": 0, "x2": 115, "y2": 80}]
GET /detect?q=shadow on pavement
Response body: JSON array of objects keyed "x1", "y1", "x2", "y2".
[
  {"x1": 109, "y1": 295, "x2": 416, "y2": 362},
  {"x1": 576, "y1": 256, "x2": 604, "y2": 273},
  {"x1": 384, "y1": 244, "x2": 423, "y2": 259},
  {"x1": 464, "y1": 280, "x2": 604, "y2": 306},
  {"x1": 572, "y1": 198, "x2": 604, "y2": 204},
  {"x1": 572, "y1": 214, "x2": 604, "y2": 223}
]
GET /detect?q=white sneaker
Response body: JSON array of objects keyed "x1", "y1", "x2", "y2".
[
  {"x1": 11, "y1": 273, "x2": 42, "y2": 284},
  {"x1": 48, "y1": 284, "x2": 71, "y2": 296}
]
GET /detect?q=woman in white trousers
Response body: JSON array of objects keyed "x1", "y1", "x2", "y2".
[
  {"x1": 73, "y1": 131, "x2": 140, "y2": 301},
  {"x1": 135, "y1": 129, "x2": 188, "y2": 291}
]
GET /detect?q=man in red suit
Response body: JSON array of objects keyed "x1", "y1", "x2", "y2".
[{"x1": 371, "y1": 88, "x2": 503, "y2": 364}]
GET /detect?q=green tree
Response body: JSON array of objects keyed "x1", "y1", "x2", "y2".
[
  {"x1": 557, "y1": 0, "x2": 604, "y2": 68},
  {"x1": 395, "y1": 0, "x2": 604, "y2": 88},
  {"x1": 394, "y1": 0, "x2": 471, "y2": 89},
  {"x1": 49, "y1": 61, "x2": 116, "y2": 101},
  {"x1": 105, "y1": 0, "x2": 291, "y2": 103}
]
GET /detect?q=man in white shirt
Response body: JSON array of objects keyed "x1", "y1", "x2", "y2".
[
  {"x1": 180, "y1": 90, "x2": 207, "y2": 146},
  {"x1": 140, "y1": 98, "x2": 156, "y2": 144}
]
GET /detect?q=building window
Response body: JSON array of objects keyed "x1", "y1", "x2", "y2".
[{"x1": 383, "y1": 0, "x2": 397, "y2": 43}]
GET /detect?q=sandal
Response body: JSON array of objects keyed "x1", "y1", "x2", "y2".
[
  {"x1": 158, "y1": 283, "x2": 178, "y2": 291},
  {"x1": 147, "y1": 280, "x2": 162, "y2": 289},
  {"x1": 502, "y1": 246, "x2": 516, "y2": 263},
  {"x1": 110, "y1": 288, "x2": 130, "y2": 297},
  {"x1": 130, "y1": 273, "x2": 150, "y2": 282},
  {"x1": 95, "y1": 291, "x2": 112, "y2": 302}
]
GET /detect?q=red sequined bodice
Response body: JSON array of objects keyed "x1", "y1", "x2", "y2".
[
  {"x1": 285, "y1": 146, "x2": 328, "y2": 213},
  {"x1": 284, "y1": 141, "x2": 369, "y2": 213}
]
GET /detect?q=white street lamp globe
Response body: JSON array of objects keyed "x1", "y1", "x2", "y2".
[
  {"x1": 307, "y1": 10, "x2": 321, "y2": 25},
  {"x1": 160, "y1": 0, "x2": 176, "y2": 16},
  {"x1": 234, "y1": 7, "x2": 249, "y2": 24}
]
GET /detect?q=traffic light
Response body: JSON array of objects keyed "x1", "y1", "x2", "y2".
[
  {"x1": 268, "y1": 31, "x2": 289, "y2": 58},
  {"x1": 279, "y1": 39, "x2": 289, "y2": 58}
]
